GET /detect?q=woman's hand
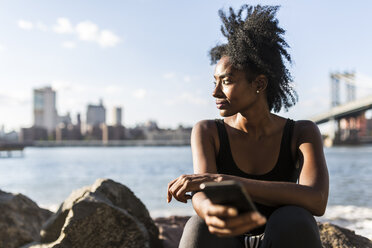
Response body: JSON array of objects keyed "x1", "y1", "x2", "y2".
[
  {"x1": 167, "y1": 173, "x2": 221, "y2": 203},
  {"x1": 203, "y1": 201, "x2": 266, "y2": 237}
]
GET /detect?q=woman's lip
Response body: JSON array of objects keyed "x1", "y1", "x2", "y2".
[{"x1": 216, "y1": 102, "x2": 228, "y2": 109}]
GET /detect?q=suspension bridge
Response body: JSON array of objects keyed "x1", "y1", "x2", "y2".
[{"x1": 310, "y1": 72, "x2": 372, "y2": 146}]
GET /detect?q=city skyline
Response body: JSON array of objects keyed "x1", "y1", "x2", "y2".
[
  {"x1": 32, "y1": 85, "x2": 122, "y2": 128},
  {"x1": 1, "y1": 1, "x2": 372, "y2": 132}
]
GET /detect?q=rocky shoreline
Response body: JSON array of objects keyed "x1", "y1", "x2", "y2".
[{"x1": 1, "y1": 178, "x2": 371, "y2": 248}]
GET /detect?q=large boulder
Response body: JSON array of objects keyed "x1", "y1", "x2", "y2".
[
  {"x1": 29, "y1": 178, "x2": 162, "y2": 248},
  {"x1": 0, "y1": 189, "x2": 52, "y2": 248},
  {"x1": 319, "y1": 222, "x2": 372, "y2": 248}
]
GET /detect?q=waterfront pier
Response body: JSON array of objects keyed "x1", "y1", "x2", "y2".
[{"x1": 0, "y1": 143, "x2": 25, "y2": 158}]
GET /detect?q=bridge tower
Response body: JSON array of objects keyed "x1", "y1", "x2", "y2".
[
  {"x1": 328, "y1": 71, "x2": 357, "y2": 146},
  {"x1": 330, "y1": 71, "x2": 356, "y2": 107}
]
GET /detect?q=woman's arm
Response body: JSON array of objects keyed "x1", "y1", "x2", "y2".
[
  {"x1": 167, "y1": 120, "x2": 221, "y2": 205},
  {"x1": 190, "y1": 120, "x2": 219, "y2": 218}
]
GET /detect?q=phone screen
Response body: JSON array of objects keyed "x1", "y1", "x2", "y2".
[{"x1": 200, "y1": 180, "x2": 257, "y2": 213}]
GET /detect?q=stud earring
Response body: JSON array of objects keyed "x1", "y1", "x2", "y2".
[{"x1": 256, "y1": 90, "x2": 260, "y2": 94}]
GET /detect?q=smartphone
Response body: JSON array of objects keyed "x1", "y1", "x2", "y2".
[{"x1": 200, "y1": 180, "x2": 257, "y2": 214}]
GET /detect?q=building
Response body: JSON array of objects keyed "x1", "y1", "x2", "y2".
[
  {"x1": 58, "y1": 112, "x2": 72, "y2": 125},
  {"x1": 86, "y1": 100, "x2": 106, "y2": 127},
  {"x1": 20, "y1": 126, "x2": 48, "y2": 142},
  {"x1": 33, "y1": 87, "x2": 58, "y2": 133},
  {"x1": 102, "y1": 124, "x2": 125, "y2": 141},
  {"x1": 113, "y1": 107, "x2": 123, "y2": 126},
  {"x1": 55, "y1": 123, "x2": 82, "y2": 141}
]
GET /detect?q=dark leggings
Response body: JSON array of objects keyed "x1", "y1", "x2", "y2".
[{"x1": 179, "y1": 206, "x2": 322, "y2": 248}]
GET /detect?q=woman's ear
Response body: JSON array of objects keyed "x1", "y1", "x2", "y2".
[{"x1": 253, "y1": 75, "x2": 268, "y2": 92}]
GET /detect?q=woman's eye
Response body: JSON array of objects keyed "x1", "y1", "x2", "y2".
[{"x1": 222, "y1": 80, "x2": 230, "y2": 84}]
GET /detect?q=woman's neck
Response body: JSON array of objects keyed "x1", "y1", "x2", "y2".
[{"x1": 228, "y1": 106, "x2": 277, "y2": 139}]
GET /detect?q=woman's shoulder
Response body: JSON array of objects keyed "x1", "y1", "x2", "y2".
[
  {"x1": 293, "y1": 120, "x2": 320, "y2": 134},
  {"x1": 192, "y1": 119, "x2": 222, "y2": 142},
  {"x1": 191, "y1": 120, "x2": 221, "y2": 154},
  {"x1": 192, "y1": 119, "x2": 220, "y2": 136},
  {"x1": 292, "y1": 119, "x2": 322, "y2": 145}
]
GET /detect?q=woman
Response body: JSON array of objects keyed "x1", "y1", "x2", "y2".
[{"x1": 167, "y1": 5, "x2": 328, "y2": 248}]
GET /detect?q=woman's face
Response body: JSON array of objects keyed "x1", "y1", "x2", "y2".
[{"x1": 213, "y1": 56, "x2": 259, "y2": 117}]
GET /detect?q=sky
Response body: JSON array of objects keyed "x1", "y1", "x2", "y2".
[{"x1": 1, "y1": 0, "x2": 372, "y2": 132}]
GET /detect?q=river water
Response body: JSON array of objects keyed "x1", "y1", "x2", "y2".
[{"x1": 0, "y1": 146, "x2": 371, "y2": 239}]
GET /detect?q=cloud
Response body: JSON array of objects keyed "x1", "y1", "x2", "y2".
[
  {"x1": 18, "y1": 20, "x2": 48, "y2": 31},
  {"x1": 57, "y1": 19, "x2": 121, "y2": 48},
  {"x1": 75, "y1": 21, "x2": 99, "y2": 41},
  {"x1": 53, "y1": 18, "x2": 74, "y2": 34},
  {"x1": 18, "y1": 19, "x2": 33, "y2": 30},
  {"x1": 18, "y1": 18, "x2": 121, "y2": 48},
  {"x1": 132, "y1": 89, "x2": 147, "y2": 99},
  {"x1": 0, "y1": 44, "x2": 5, "y2": 52},
  {"x1": 98, "y1": 30, "x2": 121, "y2": 47},
  {"x1": 62, "y1": 41, "x2": 76, "y2": 49}
]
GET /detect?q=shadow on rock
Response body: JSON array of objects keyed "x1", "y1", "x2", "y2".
[
  {"x1": 25, "y1": 178, "x2": 162, "y2": 248},
  {"x1": 0, "y1": 190, "x2": 52, "y2": 248}
]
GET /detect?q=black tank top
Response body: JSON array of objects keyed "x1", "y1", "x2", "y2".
[{"x1": 215, "y1": 118, "x2": 300, "y2": 234}]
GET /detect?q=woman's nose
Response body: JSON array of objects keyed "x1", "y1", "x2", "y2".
[{"x1": 212, "y1": 82, "x2": 223, "y2": 98}]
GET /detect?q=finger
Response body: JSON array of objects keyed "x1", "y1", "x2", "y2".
[
  {"x1": 251, "y1": 212, "x2": 267, "y2": 225},
  {"x1": 208, "y1": 221, "x2": 262, "y2": 238},
  {"x1": 167, "y1": 183, "x2": 174, "y2": 203},
  {"x1": 208, "y1": 225, "x2": 235, "y2": 237},
  {"x1": 168, "y1": 181, "x2": 182, "y2": 202},
  {"x1": 176, "y1": 184, "x2": 189, "y2": 203},
  {"x1": 205, "y1": 215, "x2": 227, "y2": 228},
  {"x1": 221, "y1": 211, "x2": 266, "y2": 229},
  {"x1": 167, "y1": 178, "x2": 179, "y2": 203},
  {"x1": 206, "y1": 204, "x2": 238, "y2": 218},
  {"x1": 169, "y1": 179, "x2": 189, "y2": 203},
  {"x1": 208, "y1": 212, "x2": 266, "y2": 237},
  {"x1": 176, "y1": 183, "x2": 194, "y2": 203}
]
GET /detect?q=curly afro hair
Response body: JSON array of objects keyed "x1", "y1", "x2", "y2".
[{"x1": 209, "y1": 5, "x2": 297, "y2": 113}]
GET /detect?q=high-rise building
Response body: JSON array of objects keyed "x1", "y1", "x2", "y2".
[
  {"x1": 86, "y1": 99, "x2": 106, "y2": 126},
  {"x1": 113, "y1": 107, "x2": 122, "y2": 126},
  {"x1": 33, "y1": 86, "x2": 58, "y2": 132},
  {"x1": 77, "y1": 113, "x2": 81, "y2": 126}
]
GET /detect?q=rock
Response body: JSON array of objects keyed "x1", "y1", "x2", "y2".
[
  {"x1": 30, "y1": 178, "x2": 161, "y2": 248},
  {"x1": 154, "y1": 216, "x2": 372, "y2": 248},
  {"x1": 154, "y1": 216, "x2": 190, "y2": 248},
  {"x1": 0, "y1": 189, "x2": 52, "y2": 248},
  {"x1": 318, "y1": 222, "x2": 372, "y2": 248}
]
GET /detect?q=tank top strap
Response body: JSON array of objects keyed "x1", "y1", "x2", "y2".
[
  {"x1": 214, "y1": 119, "x2": 230, "y2": 154},
  {"x1": 287, "y1": 119, "x2": 295, "y2": 144},
  {"x1": 281, "y1": 119, "x2": 296, "y2": 163}
]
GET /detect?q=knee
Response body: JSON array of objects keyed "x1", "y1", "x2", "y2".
[
  {"x1": 183, "y1": 215, "x2": 208, "y2": 234},
  {"x1": 179, "y1": 215, "x2": 209, "y2": 248},
  {"x1": 265, "y1": 206, "x2": 320, "y2": 244}
]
